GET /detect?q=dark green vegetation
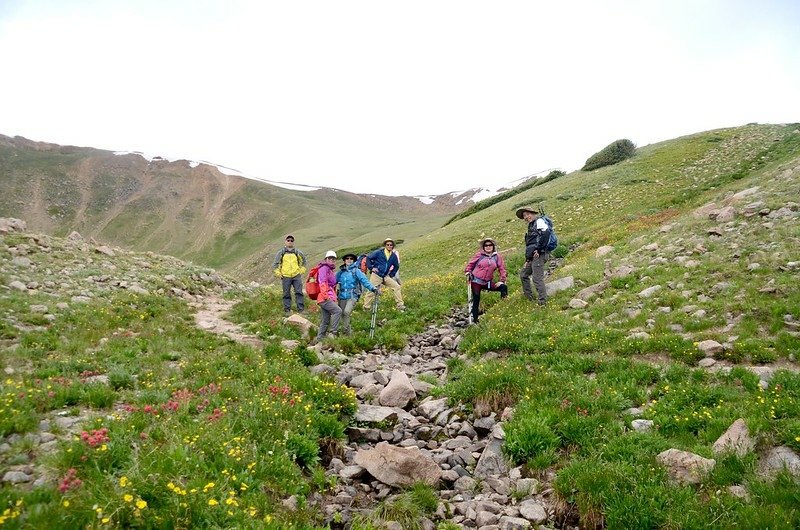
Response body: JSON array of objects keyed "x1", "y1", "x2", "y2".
[{"x1": 581, "y1": 138, "x2": 637, "y2": 171}]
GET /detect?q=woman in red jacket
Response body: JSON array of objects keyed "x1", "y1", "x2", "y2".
[{"x1": 464, "y1": 238, "x2": 508, "y2": 324}]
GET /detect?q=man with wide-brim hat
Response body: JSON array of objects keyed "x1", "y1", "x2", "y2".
[
  {"x1": 335, "y1": 252, "x2": 378, "y2": 335},
  {"x1": 517, "y1": 206, "x2": 552, "y2": 305},
  {"x1": 361, "y1": 237, "x2": 405, "y2": 312}
]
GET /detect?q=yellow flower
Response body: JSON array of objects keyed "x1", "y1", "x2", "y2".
[
  {"x1": 101, "y1": 517, "x2": 110, "y2": 524},
  {"x1": 124, "y1": 494, "x2": 134, "y2": 503},
  {"x1": 119, "y1": 476, "x2": 130, "y2": 488},
  {"x1": 62, "y1": 500, "x2": 70, "y2": 507},
  {"x1": 208, "y1": 499, "x2": 219, "y2": 506}
]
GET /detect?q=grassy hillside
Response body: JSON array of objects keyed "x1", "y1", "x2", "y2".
[
  {"x1": 2, "y1": 123, "x2": 799, "y2": 528},
  {"x1": 0, "y1": 135, "x2": 457, "y2": 282}
]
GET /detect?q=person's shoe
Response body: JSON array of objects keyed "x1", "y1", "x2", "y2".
[{"x1": 397, "y1": 305, "x2": 406, "y2": 313}]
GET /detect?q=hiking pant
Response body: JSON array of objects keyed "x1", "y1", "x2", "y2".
[
  {"x1": 337, "y1": 298, "x2": 356, "y2": 336},
  {"x1": 281, "y1": 275, "x2": 304, "y2": 312},
  {"x1": 470, "y1": 281, "x2": 508, "y2": 323},
  {"x1": 520, "y1": 253, "x2": 550, "y2": 304},
  {"x1": 362, "y1": 274, "x2": 403, "y2": 310},
  {"x1": 316, "y1": 299, "x2": 342, "y2": 341}
]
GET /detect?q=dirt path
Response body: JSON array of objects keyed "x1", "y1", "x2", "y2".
[{"x1": 192, "y1": 296, "x2": 264, "y2": 350}]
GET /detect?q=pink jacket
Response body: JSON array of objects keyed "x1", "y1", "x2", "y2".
[
  {"x1": 465, "y1": 251, "x2": 507, "y2": 283},
  {"x1": 316, "y1": 262, "x2": 338, "y2": 303}
]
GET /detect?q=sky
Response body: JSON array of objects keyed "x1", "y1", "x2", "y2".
[{"x1": 1, "y1": 1, "x2": 799, "y2": 196}]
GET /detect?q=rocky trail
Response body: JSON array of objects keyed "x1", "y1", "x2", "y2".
[{"x1": 194, "y1": 295, "x2": 560, "y2": 529}]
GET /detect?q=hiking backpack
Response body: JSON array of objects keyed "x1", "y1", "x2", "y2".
[
  {"x1": 541, "y1": 216, "x2": 558, "y2": 252},
  {"x1": 305, "y1": 264, "x2": 322, "y2": 300},
  {"x1": 357, "y1": 254, "x2": 368, "y2": 274}
]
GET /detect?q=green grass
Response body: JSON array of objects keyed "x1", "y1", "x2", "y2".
[{"x1": 2, "y1": 123, "x2": 800, "y2": 528}]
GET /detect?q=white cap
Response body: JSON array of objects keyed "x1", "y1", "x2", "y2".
[{"x1": 325, "y1": 250, "x2": 337, "y2": 259}]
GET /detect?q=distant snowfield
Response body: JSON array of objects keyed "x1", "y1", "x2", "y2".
[{"x1": 112, "y1": 151, "x2": 553, "y2": 202}]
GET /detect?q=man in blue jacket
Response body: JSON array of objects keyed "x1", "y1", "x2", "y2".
[
  {"x1": 361, "y1": 238, "x2": 405, "y2": 312},
  {"x1": 336, "y1": 253, "x2": 378, "y2": 335}
]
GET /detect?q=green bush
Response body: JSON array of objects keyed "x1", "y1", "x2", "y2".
[{"x1": 582, "y1": 139, "x2": 636, "y2": 171}]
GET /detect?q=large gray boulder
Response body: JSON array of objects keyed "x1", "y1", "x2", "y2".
[
  {"x1": 354, "y1": 442, "x2": 442, "y2": 486},
  {"x1": 379, "y1": 370, "x2": 416, "y2": 408}
]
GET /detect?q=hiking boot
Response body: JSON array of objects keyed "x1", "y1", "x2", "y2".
[{"x1": 397, "y1": 306, "x2": 406, "y2": 313}]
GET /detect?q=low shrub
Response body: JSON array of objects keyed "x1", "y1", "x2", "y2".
[{"x1": 582, "y1": 139, "x2": 636, "y2": 171}]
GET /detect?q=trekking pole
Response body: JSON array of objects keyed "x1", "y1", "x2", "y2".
[
  {"x1": 466, "y1": 276, "x2": 474, "y2": 325},
  {"x1": 369, "y1": 289, "x2": 380, "y2": 339}
]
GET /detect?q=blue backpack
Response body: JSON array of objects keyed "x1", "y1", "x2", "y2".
[{"x1": 541, "y1": 216, "x2": 558, "y2": 252}]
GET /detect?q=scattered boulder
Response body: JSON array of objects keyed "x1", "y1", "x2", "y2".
[
  {"x1": 638, "y1": 285, "x2": 662, "y2": 298},
  {"x1": 545, "y1": 276, "x2": 574, "y2": 297},
  {"x1": 354, "y1": 442, "x2": 442, "y2": 487},
  {"x1": 284, "y1": 314, "x2": 313, "y2": 338},
  {"x1": 657, "y1": 449, "x2": 715, "y2": 485},
  {"x1": 712, "y1": 419, "x2": 755, "y2": 457},
  {"x1": 0, "y1": 218, "x2": 26, "y2": 233},
  {"x1": 595, "y1": 245, "x2": 614, "y2": 257},
  {"x1": 697, "y1": 340, "x2": 723, "y2": 357},
  {"x1": 758, "y1": 446, "x2": 800, "y2": 481},
  {"x1": 379, "y1": 370, "x2": 416, "y2": 408}
]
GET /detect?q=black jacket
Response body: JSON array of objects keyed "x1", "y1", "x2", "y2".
[{"x1": 524, "y1": 219, "x2": 552, "y2": 260}]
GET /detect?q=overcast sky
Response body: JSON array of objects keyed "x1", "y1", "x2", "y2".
[{"x1": 2, "y1": 1, "x2": 799, "y2": 196}]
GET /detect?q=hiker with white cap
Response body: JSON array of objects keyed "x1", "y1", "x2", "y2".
[
  {"x1": 516, "y1": 206, "x2": 552, "y2": 305},
  {"x1": 313, "y1": 250, "x2": 343, "y2": 343},
  {"x1": 464, "y1": 238, "x2": 508, "y2": 323},
  {"x1": 271, "y1": 234, "x2": 307, "y2": 314},
  {"x1": 361, "y1": 238, "x2": 405, "y2": 312}
]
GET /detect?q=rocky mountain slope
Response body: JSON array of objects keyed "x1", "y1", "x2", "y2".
[{"x1": 0, "y1": 134, "x2": 470, "y2": 281}]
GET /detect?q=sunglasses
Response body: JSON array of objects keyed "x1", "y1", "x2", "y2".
[
  {"x1": 285, "y1": 239, "x2": 294, "y2": 242},
  {"x1": 385, "y1": 243, "x2": 394, "y2": 247},
  {"x1": 484, "y1": 243, "x2": 494, "y2": 247}
]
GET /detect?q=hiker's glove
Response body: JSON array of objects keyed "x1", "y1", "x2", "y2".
[
  {"x1": 273, "y1": 269, "x2": 281, "y2": 277},
  {"x1": 465, "y1": 272, "x2": 471, "y2": 277}
]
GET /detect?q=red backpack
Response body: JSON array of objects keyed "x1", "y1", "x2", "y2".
[
  {"x1": 305, "y1": 264, "x2": 322, "y2": 300},
  {"x1": 358, "y1": 254, "x2": 368, "y2": 274}
]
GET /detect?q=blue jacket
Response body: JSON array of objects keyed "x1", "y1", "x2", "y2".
[
  {"x1": 336, "y1": 263, "x2": 376, "y2": 300},
  {"x1": 366, "y1": 248, "x2": 400, "y2": 278}
]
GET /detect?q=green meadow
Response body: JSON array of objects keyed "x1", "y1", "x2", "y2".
[{"x1": 1, "y1": 123, "x2": 799, "y2": 528}]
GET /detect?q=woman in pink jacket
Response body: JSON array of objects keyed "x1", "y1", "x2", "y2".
[
  {"x1": 314, "y1": 250, "x2": 342, "y2": 343},
  {"x1": 464, "y1": 238, "x2": 508, "y2": 323}
]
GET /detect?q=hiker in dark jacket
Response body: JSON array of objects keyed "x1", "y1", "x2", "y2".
[
  {"x1": 271, "y1": 234, "x2": 307, "y2": 313},
  {"x1": 336, "y1": 253, "x2": 378, "y2": 336},
  {"x1": 516, "y1": 206, "x2": 552, "y2": 305},
  {"x1": 313, "y1": 251, "x2": 342, "y2": 344},
  {"x1": 361, "y1": 238, "x2": 405, "y2": 312},
  {"x1": 465, "y1": 238, "x2": 508, "y2": 323}
]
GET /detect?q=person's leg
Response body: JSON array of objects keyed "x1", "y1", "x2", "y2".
[
  {"x1": 339, "y1": 299, "x2": 355, "y2": 335},
  {"x1": 291, "y1": 275, "x2": 305, "y2": 311},
  {"x1": 497, "y1": 283, "x2": 509, "y2": 298},
  {"x1": 470, "y1": 283, "x2": 482, "y2": 322},
  {"x1": 316, "y1": 305, "x2": 330, "y2": 341},
  {"x1": 531, "y1": 253, "x2": 549, "y2": 305},
  {"x1": 281, "y1": 277, "x2": 293, "y2": 312},
  {"x1": 362, "y1": 274, "x2": 384, "y2": 309},
  {"x1": 383, "y1": 276, "x2": 404, "y2": 309},
  {"x1": 519, "y1": 261, "x2": 534, "y2": 301},
  {"x1": 327, "y1": 300, "x2": 343, "y2": 336}
]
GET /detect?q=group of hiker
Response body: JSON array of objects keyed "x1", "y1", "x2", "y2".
[{"x1": 271, "y1": 205, "x2": 555, "y2": 342}]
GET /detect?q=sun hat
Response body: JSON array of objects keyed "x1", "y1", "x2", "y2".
[
  {"x1": 342, "y1": 253, "x2": 357, "y2": 261},
  {"x1": 324, "y1": 250, "x2": 337, "y2": 259},
  {"x1": 285, "y1": 234, "x2": 294, "y2": 240},
  {"x1": 383, "y1": 238, "x2": 395, "y2": 245},
  {"x1": 480, "y1": 238, "x2": 496, "y2": 248},
  {"x1": 515, "y1": 206, "x2": 538, "y2": 219}
]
